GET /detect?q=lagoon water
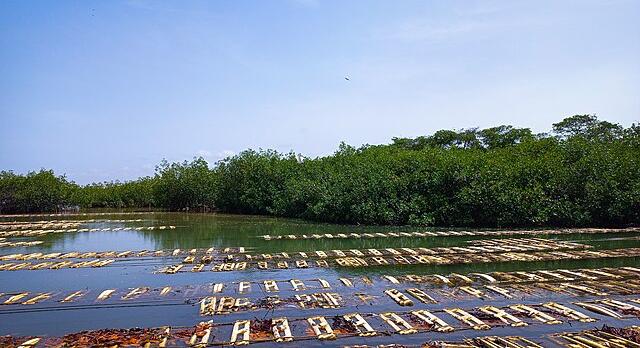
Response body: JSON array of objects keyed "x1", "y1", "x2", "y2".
[{"x1": 1, "y1": 212, "x2": 640, "y2": 345}]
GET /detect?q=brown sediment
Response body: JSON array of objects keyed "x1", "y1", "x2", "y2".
[
  {"x1": 0, "y1": 336, "x2": 39, "y2": 348},
  {"x1": 45, "y1": 327, "x2": 167, "y2": 347},
  {"x1": 249, "y1": 318, "x2": 272, "y2": 341}
]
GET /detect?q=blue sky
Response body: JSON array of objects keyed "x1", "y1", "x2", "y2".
[{"x1": 1, "y1": 0, "x2": 639, "y2": 184}]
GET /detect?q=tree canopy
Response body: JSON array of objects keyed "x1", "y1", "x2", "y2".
[{"x1": 2, "y1": 115, "x2": 638, "y2": 227}]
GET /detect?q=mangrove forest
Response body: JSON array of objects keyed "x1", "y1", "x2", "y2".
[{"x1": 2, "y1": 115, "x2": 639, "y2": 227}]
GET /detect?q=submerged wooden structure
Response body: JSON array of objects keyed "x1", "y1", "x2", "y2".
[
  {"x1": 3, "y1": 318, "x2": 640, "y2": 347},
  {"x1": 260, "y1": 227, "x2": 640, "y2": 240},
  {"x1": 1, "y1": 212, "x2": 640, "y2": 347}
]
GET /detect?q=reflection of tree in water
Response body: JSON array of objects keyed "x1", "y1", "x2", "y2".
[
  {"x1": 132, "y1": 213, "x2": 483, "y2": 252},
  {"x1": 20, "y1": 216, "x2": 164, "y2": 252},
  {"x1": 4, "y1": 212, "x2": 639, "y2": 282},
  {"x1": 11, "y1": 213, "x2": 636, "y2": 266},
  {"x1": 136, "y1": 216, "x2": 326, "y2": 251}
]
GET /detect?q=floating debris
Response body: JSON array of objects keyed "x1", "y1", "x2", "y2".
[
  {"x1": 122, "y1": 287, "x2": 149, "y2": 300},
  {"x1": 212, "y1": 283, "x2": 224, "y2": 293},
  {"x1": 163, "y1": 264, "x2": 184, "y2": 274},
  {"x1": 0, "y1": 212, "x2": 155, "y2": 218},
  {"x1": 509, "y1": 304, "x2": 562, "y2": 325},
  {"x1": 307, "y1": 316, "x2": 336, "y2": 340},
  {"x1": 552, "y1": 325, "x2": 640, "y2": 347},
  {"x1": 296, "y1": 293, "x2": 342, "y2": 309},
  {"x1": 290, "y1": 279, "x2": 305, "y2": 291},
  {"x1": 230, "y1": 320, "x2": 251, "y2": 345},
  {"x1": 469, "y1": 336, "x2": 544, "y2": 348},
  {"x1": 16, "y1": 337, "x2": 40, "y2": 348},
  {"x1": 60, "y1": 290, "x2": 85, "y2": 303},
  {"x1": 574, "y1": 302, "x2": 625, "y2": 319},
  {"x1": 159, "y1": 287, "x2": 172, "y2": 296},
  {"x1": 406, "y1": 288, "x2": 438, "y2": 304},
  {"x1": 263, "y1": 280, "x2": 279, "y2": 292},
  {"x1": 379, "y1": 312, "x2": 417, "y2": 335},
  {"x1": 0, "y1": 219, "x2": 147, "y2": 230},
  {"x1": 271, "y1": 317, "x2": 293, "y2": 342},
  {"x1": 96, "y1": 289, "x2": 116, "y2": 301},
  {"x1": 575, "y1": 299, "x2": 640, "y2": 318},
  {"x1": 339, "y1": 277, "x2": 354, "y2": 287},
  {"x1": 3, "y1": 292, "x2": 30, "y2": 305},
  {"x1": 444, "y1": 308, "x2": 491, "y2": 330},
  {"x1": 317, "y1": 278, "x2": 330, "y2": 289},
  {"x1": 478, "y1": 306, "x2": 528, "y2": 327},
  {"x1": 188, "y1": 321, "x2": 213, "y2": 347},
  {"x1": 0, "y1": 247, "x2": 241, "y2": 261},
  {"x1": 541, "y1": 302, "x2": 595, "y2": 322},
  {"x1": 385, "y1": 289, "x2": 414, "y2": 306},
  {"x1": 2, "y1": 311, "x2": 639, "y2": 346},
  {"x1": 259, "y1": 227, "x2": 640, "y2": 240},
  {"x1": 238, "y1": 282, "x2": 251, "y2": 294},
  {"x1": 161, "y1": 247, "x2": 640, "y2": 272},
  {"x1": 410, "y1": 309, "x2": 454, "y2": 332},
  {"x1": 4, "y1": 266, "x2": 640, "y2": 310},
  {"x1": 0, "y1": 225, "x2": 178, "y2": 238},
  {"x1": 343, "y1": 313, "x2": 377, "y2": 336},
  {"x1": 0, "y1": 241, "x2": 44, "y2": 248},
  {"x1": 22, "y1": 293, "x2": 52, "y2": 305},
  {"x1": 458, "y1": 286, "x2": 487, "y2": 299}
]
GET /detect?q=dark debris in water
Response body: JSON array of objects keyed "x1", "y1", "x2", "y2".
[
  {"x1": 600, "y1": 325, "x2": 640, "y2": 343},
  {"x1": 44, "y1": 327, "x2": 166, "y2": 347},
  {"x1": 250, "y1": 318, "x2": 273, "y2": 340},
  {"x1": 619, "y1": 308, "x2": 640, "y2": 317},
  {"x1": 331, "y1": 315, "x2": 357, "y2": 334}
]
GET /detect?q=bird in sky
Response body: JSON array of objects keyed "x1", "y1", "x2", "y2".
[{"x1": 344, "y1": 76, "x2": 350, "y2": 81}]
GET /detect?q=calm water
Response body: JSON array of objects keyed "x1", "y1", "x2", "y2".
[{"x1": 1, "y1": 212, "x2": 639, "y2": 344}]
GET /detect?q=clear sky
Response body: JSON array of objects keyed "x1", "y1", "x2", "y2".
[{"x1": 1, "y1": 0, "x2": 639, "y2": 184}]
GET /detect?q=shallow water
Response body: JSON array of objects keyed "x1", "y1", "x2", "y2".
[{"x1": 1, "y1": 212, "x2": 640, "y2": 346}]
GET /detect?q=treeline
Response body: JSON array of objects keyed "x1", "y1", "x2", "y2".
[{"x1": 1, "y1": 115, "x2": 639, "y2": 227}]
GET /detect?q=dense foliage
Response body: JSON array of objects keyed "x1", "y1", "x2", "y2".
[
  {"x1": 1, "y1": 115, "x2": 639, "y2": 227},
  {"x1": 0, "y1": 170, "x2": 77, "y2": 213}
]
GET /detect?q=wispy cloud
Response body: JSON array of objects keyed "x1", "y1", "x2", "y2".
[
  {"x1": 386, "y1": 20, "x2": 483, "y2": 42},
  {"x1": 377, "y1": 2, "x2": 517, "y2": 43}
]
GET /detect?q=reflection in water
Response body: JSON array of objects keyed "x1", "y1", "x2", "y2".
[
  {"x1": 1, "y1": 212, "x2": 640, "y2": 339},
  {"x1": 4, "y1": 212, "x2": 640, "y2": 280},
  {"x1": 24, "y1": 212, "x2": 640, "y2": 254}
]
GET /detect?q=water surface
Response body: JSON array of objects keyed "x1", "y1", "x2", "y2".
[{"x1": 1, "y1": 212, "x2": 639, "y2": 345}]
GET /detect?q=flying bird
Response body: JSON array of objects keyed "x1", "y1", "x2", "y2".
[{"x1": 344, "y1": 76, "x2": 350, "y2": 81}]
